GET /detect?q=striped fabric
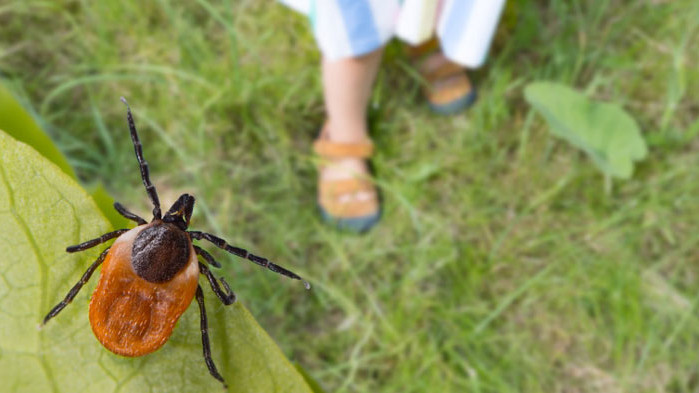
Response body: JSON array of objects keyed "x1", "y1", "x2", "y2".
[{"x1": 280, "y1": 0, "x2": 504, "y2": 67}]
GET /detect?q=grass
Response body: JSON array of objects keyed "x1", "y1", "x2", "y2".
[{"x1": 2, "y1": 0, "x2": 699, "y2": 391}]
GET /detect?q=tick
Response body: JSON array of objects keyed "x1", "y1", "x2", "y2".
[{"x1": 42, "y1": 97, "x2": 309, "y2": 388}]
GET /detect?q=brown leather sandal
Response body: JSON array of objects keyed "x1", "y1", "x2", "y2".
[
  {"x1": 313, "y1": 129, "x2": 381, "y2": 232},
  {"x1": 407, "y1": 38, "x2": 477, "y2": 115}
]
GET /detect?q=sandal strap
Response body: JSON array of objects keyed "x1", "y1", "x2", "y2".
[
  {"x1": 406, "y1": 38, "x2": 464, "y2": 83},
  {"x1": 322, "y1": 198, "x2": 378, "y2": 218},
  {"x1": 319, "y1": 178, "x2": 378, "y2": 218},
  {"x1": 319, "y1": 178, "x2": 374, "y2": 196},
  {"x1": 313, "y1": 139, "x2": 374, "y2": 159},
  {"x1": 421, "y1": 60, "x2": 463, "y2": 83},
  {"x1": 426, "y1": 73, "x2": 473, "y2": 105}
]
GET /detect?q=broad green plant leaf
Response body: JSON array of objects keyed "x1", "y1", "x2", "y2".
[
  {"x1": 0, "y1": 82, "x2": 127, "y2": 229},
  {"x1": 0, "y1": 130, "x2": 314, "y2": 393},
  {"x1": 524, "y1": 81, "x2": 647, "y2": 179},
  {"x1": 0, "y1": 83, "x2": 76, "y2": 178},
  {"x1": 295, "y1": 364, "x2": 328, "y2": 393}
]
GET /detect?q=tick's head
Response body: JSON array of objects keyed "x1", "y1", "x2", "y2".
[{"x1": 162, "y1": 193, "x2": 195, "y2": 230}]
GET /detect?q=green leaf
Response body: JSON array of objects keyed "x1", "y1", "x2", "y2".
[
  {"x1": 0, "y1": 130, "x2": 314, "y2": 393},
  {"x1": 0, "y1": 83, "x2": 76, "y2": 178},
  {"x1": 295, "y1": 364, "x2": 328, "y2": 393},
  {"x1": 524, "y1": 81, "x2": 647, "y2": 179},
  {"x1": 0, "y1": 82, "x2": 127, "y2": 229}
]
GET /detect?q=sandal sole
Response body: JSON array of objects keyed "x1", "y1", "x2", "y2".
[{"x1": 318, "y1": 205, "x2": 381, "y2": 233}]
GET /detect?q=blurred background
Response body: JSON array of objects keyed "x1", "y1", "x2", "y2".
[{"x1": 1, "y1": 0, "x2": 698, "y2": 391}]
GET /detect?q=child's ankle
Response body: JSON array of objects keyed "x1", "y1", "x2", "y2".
[{"x1": 325, "y1": 119, "x2": 370, "y2": 144}]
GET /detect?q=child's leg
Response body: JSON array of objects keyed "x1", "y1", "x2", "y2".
[
  {"x1": 315, "y1": 48, "x2": 384, "y2": 231},
  {"x1": 320, "y1": 48, "x2": 383, "y2": 182},
  {"x1": 322, "y1": 48, "x2": 383, "y2": 144}
]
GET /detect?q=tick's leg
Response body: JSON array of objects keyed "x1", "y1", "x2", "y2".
[
  {"x1": 189, "y1": 231, "x2": 310, "y2": 289},
  {"x1": 198, "y1": 262, "x2": 236, "y2": 305},
  {"x1": 195, "y1": 285, "x2": 227, "y2": 388},
  {"x1": 195, "y1": 246, "x2": 235, "y2": 304},
  {"x1": 66, "y1": 229, "x2": 129, "y2": 253},
  {"x1": 121, "y1": 97, "x2": 162, "y2": 220},
  {"x1": 113, "y1": 202, "x2": 147, "y2": 225},
  {"x1": 193, "y1": 245, "x2": 221, "y2": 268},
  {"x1": 42, "y1": 247, "x2": 110, "y2": 325}
]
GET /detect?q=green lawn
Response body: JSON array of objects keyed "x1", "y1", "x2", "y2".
[{"x1": 2, "y1": 0, "x2": 699, "y2": 392}]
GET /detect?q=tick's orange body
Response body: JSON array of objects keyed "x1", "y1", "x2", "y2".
[
  {"x1": 42, "y1": 98, "x2": 308, "y2": 388},
  {"x1": 88, "y1": 224, "x2": 199, "y2": 356}
]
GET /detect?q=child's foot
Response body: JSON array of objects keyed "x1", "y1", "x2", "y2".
[
  {"x1": 314, "y1": 127, "x2": 381, "y2": 232},
  {"x1": 420, "y1": 52, "x2": 477, "y2": 115},
  {"x1": 408, "y1": 40, "x2": 477, "y2": 115}
]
